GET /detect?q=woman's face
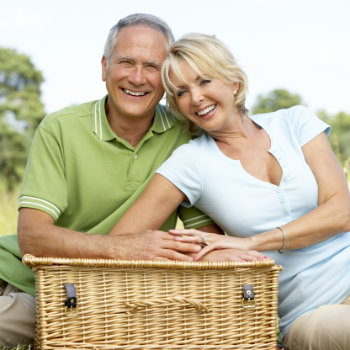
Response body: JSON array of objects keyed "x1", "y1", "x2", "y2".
[{"x1": 171, "y1": 60, "x2": 239, "y2": 133}]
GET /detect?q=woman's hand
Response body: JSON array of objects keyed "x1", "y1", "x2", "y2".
[
  {"x1": 199, "y1": 248, "x2": 268, "y2": 262},
  {"x1": 169, "y1": 228, "x2": 267, "y2": 261}
]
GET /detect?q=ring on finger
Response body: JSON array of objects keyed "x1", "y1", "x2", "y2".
[{"x1": 200, "y1": 234, "x2": 208, "y2": 246}]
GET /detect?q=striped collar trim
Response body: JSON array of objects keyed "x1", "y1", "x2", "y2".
[
  {"x1": 92, "y1": 96, "x2": 177, "y2": 141},
  {"x1": 92, "y1": 96, "x2": 114, "y2": 141},
  {"x1": 151, "y1": 104, "x2": 177, "y2": 133}
]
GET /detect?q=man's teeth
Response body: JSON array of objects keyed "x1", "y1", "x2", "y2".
[
  {"x1": 124, "y1": 89, "x2": 146, "y2": 96},
  {"x1": 197, "y1": 105, "x2": 215, "y2": 116}
]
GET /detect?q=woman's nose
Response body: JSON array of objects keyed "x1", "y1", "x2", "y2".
[{"x1": 190, "y1": 89, "x2": 203, "y2": 105}]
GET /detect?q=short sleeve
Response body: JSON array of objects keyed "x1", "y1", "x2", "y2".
[
  {"x1": 178, "y1": 206, "x2": 214, "y2": 229},
  {"x1": 288, "y1": 106, "x2": 331, "y2": 146},
  {"x1": 18, "y1": 124, "x2": 68, "y2": 221},
  {"x1": 156, "y1": 141, "x2": 202, "y2": 207}
]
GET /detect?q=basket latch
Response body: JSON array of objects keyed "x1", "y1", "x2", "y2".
[
  {"x1": 64, "y1": 283, "x2": 77, "y2": 316},
  {"x1": 242, "y1": 284, "x2": 256, "y2": 309}
]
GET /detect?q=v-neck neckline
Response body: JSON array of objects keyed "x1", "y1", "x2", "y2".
[{"x1": 207, "y1": 117, "x2": 284, "y2": 188}]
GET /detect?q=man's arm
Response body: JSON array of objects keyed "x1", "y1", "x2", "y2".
[{"x1": 17, "y1": 208, "x2": 201, "y2": 261}]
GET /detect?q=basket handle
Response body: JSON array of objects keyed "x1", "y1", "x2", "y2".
[{"x1": 124, "y1": 297, "x2": 210, "y2": 314}]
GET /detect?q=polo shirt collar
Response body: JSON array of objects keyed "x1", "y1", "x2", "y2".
[{"x1": 92, "y1": 95, "x2": 177, "y2": 141}]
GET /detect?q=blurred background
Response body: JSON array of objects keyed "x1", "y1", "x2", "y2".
[{"x1": 1, "y1": 0, "x2": 350, "y2": 236}]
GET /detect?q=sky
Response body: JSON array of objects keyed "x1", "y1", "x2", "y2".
[{"x1": 1, "y1": 0, "x2": 349, "y2": 115}]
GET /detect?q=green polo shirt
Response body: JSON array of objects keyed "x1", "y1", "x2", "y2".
[{"x1": 0, "y1": 96, "x2": 213, "y2": 296}]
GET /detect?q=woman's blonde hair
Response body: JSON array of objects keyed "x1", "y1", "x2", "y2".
[{"x1": 161, "y1": 33, "x2": 248, "y2": 134}]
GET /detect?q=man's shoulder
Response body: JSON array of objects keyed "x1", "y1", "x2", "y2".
[
  {"x1": 155, "y1": 104, "x2": 185, "y2": 129},
  {"x1": 40, "y1": 99, "x2": 100, "y2": 129}
]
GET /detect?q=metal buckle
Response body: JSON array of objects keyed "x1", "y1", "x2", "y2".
[{"x1": 242, "y1": 284, "x2": 256, "y2": 309}]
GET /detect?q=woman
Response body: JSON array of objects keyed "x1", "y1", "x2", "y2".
[{"x1": 111, "y1": 33, "x2": 350, "y2": 350}]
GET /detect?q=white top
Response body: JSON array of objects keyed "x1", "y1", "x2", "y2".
[{"x1": 157, "y1": 105, "x2": 350, "y2": 337}]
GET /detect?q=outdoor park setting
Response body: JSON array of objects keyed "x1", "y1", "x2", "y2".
[{"x1": 1, "y1": 0, "x2": 350, "y2": 349}]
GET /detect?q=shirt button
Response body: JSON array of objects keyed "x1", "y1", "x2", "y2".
[{"x1": 133, "y1": 154, "x2": 138, "y2": 160}]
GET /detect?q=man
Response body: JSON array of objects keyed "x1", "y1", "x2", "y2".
[{"x1": 0, "y1": 14, "x2": 219, "y2": 347}]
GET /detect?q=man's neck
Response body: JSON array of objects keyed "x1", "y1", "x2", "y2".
[{"x1": 106, "y1": 106, "x2": 155, "y2": 147}]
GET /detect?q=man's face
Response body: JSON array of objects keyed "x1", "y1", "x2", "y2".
[{"x1": 102, "y1": 25, "x2": 168, "y2": 121}]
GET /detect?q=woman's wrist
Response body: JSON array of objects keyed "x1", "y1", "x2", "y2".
[
  {"x1": 277, "y1": 226, "x2": 287, "y2": 254},
  {"x1": 246, "y1": 228, "x2": 287, "y2": 252}
]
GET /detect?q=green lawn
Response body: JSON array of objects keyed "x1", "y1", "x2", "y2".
[
  {"x1": 0, "y1": 346, "x2": 32, "y2": 350},
  {"x1": 0, "y1": 184, "x2": 19, "y2": 237}
]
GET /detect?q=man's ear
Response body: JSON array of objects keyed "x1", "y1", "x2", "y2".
[{"x1": 101, "y1": 56, "x2": 107, "y2": 82}]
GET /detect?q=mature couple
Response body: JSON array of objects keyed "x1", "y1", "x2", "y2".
[{"x1": 0, "y1": 13, "x2": 349, "y2": 350}]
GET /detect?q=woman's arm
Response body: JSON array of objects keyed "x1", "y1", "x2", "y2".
[
  {"x1": 171, "y1": 132, "x2": 350, "y2": 257},
  {"x1": 110, "y1": 173, "x2": 266, "y2": 261},
  {"x1": 110, "y1": 174, "x2": 186, "y2": 235},
  {"x1": 256, "y1": 132, "x2": 350, "y2": 251}
]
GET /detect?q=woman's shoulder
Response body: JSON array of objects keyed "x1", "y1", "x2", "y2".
[
  {"x1": 252, "y1": 105, "x2": 330, "y2": 144},
  {"x1": 252, "y1": 105, "x2": 309, "y2": 121},
  {"x1": 173, "y1": 133, "x2": 213, "y2": 153},
  {"x1": 251, "y1": 105, "x2": 319, "y2": 130}
]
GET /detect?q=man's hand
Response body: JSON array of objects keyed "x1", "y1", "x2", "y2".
[{"x1": 109, "y1": 230, "x2": 202, "y2": 261}]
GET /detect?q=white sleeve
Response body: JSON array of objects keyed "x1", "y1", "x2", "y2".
[
  {"x1": 288, "y1": 105, "x2": 331, "y2": 146},
  {"x1": 156, "y1": 142, "x2": 202, "y2": 207}
]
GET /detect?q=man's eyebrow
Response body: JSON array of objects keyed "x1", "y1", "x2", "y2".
[
  {"x1": 144, "y1": 60, "x2": 161, "y2": 68},
  {"x1": 113, "y1": 55, "x2": 135, "y2": 62}
]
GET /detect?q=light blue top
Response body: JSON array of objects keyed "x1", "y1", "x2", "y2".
[{"x1": 157, "y1": 105, "x2": 350, "y2": 338}]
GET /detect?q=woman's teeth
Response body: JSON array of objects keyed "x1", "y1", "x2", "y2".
[{"x1": 197, "y1": 105, "x2": 215, "y2": 116}]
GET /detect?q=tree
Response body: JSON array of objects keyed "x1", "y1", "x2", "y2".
[
  {"x1": 0, "y1": 47, "x2": 45, "y2": 191},
  {"x1": 251, "y1": 89, "x2": 304, "y2": 114}
]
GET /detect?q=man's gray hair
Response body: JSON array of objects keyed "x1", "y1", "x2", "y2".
[{"x1": 103, "y1": 13, "x2": 174, "y2": 62}]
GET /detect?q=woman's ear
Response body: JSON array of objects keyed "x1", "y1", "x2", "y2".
[{"x1": 232, "y1": 82, "x2": 239, "y2": 95}]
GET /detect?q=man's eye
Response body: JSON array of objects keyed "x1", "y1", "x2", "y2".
[
  {"x1": 119, "y1": 60, "x2": 132, "y2": 65},
  {"x1": 145, "y1": 64, "x2": 159, "y2": 71}
]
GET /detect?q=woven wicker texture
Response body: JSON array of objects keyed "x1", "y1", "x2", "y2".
[{"x1": 23, "y1": 255, "x2": 282, "y2": 350}]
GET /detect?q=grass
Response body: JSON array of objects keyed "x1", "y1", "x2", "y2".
[
  {"x1": 0, "y1": 184, "x2": 19, "y2": 237},
  {"x1": 0, "y1": 346, "x2": 32, "y2": 350}
]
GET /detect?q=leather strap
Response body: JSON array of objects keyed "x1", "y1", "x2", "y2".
[{"x1": 64, "y1": 283, "x2": 77, "y2": 308}]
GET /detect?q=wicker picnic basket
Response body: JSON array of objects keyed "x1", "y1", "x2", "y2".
[{"x1": 23, "y1": 254, "x2": 282, "y2": 350}]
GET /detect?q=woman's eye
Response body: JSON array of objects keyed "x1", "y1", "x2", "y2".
[
  {"x1": 177, "y1": 90, "x2": 187, "y2": 97},
  {"x1": 201, "y1": 79, "x2": 211, "y2": 85}
]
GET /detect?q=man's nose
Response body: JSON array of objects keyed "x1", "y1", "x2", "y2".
[{"x1": 128, "y1": 66, "x2": 146, "y2": 85}]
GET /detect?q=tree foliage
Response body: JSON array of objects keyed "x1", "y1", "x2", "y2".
[
  {"x1": 251, "y1": 88, "x2": 304, "y2": 114},
  {"x1": 0, "y1": 47, "x2": 45, "y2": 191}
]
